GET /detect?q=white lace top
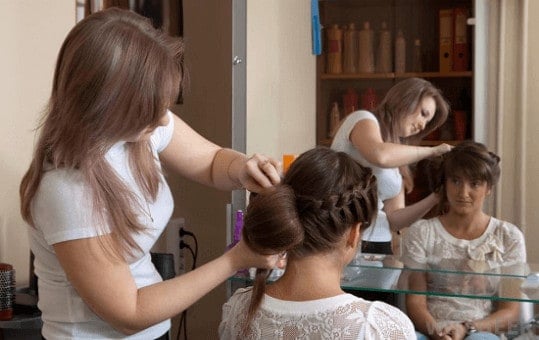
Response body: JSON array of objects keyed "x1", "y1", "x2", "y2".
[
  {"x1": 219, "y1": 288, "x2": 415, "y2": 340},
  {"x1": 402, "y1": 217, "x2": 526, "y2": 327}
]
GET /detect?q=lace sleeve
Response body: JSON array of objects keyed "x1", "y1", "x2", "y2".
[
  {"x1": 364, "y1": 301, "x2": 416, "y2": 339},
  {"x1": 401, "y1": 219, "x2": 431, "y2": 268}
]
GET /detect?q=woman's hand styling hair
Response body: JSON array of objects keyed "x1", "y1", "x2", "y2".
[{"x1": 240, "y1": 153, "x2": 282, "y2": 192}]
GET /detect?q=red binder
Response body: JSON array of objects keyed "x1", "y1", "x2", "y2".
[{"x1": 453, "y1": 8, "x2": 469, "y2": 71}]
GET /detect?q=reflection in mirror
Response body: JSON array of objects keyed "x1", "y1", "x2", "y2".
[{"x1": 76, "y1": 0, "x2": 183, "y2": 37}]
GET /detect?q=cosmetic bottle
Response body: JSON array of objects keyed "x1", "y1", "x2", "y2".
[
  {"x1": 376, "y1": 21, "x2": 392, "y2": 73},
  {"x1": 395, "y1": 29, "x2": 406, "y2": 73},
  {"x1": 328, "y1": 102, "x2": 341, "y2": 138},
  {"x1": 343, "y1": 23, "x2": 358, "y2": 73},
  {"x1": 326, "y1": 24, "x2": 343, "y2": 74},
  {"x1": 358, "y1": 21, "x2": 375, "y2": 73}
]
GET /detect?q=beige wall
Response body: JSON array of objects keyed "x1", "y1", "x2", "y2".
[
  {"x1": 0, "y1": 0, "x2": 74, "y2": 285},
  {"x1": 496, "y1": 1, "x2": 539, "y2": 263},
  {"x1": 246, "y1": 0, "x2": 316, "y2": 157},
  {"x1": 524, "y1": 0, "x2": 539, "y2": 262}
]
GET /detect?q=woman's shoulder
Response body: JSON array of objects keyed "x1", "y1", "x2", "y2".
[
  {"x1": 490, "y1": 217, "x2": 524, "y2": 238},
  {"x1": 223, "y1": 287, "x2": 253, "y2": 308},
  {"x1": 346, "y1": 110, "x2": 378, "y2": 124},
  {"x1": 408, "y1": 217, "x2": 440, "y2": 233},
  {"x1": 331, "y1": 110, "x2": 379, "y2": 151},
  {"x1": 151, "y1": 110, "x2": 175, "y2": 152},
  {"x1": 38, "y1": 167, "x2": 87, "y2": 201},
  {"x1": 365, "y1": 301, "x2": 416, "y2": 338}
]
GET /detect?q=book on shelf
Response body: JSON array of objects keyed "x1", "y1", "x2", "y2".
[
  {"x1": 439, "y1": 8, "x2": 453, "y2": 73},
  {"x1": 453, "y1": 7, "x2": 470, "y2": 71}
]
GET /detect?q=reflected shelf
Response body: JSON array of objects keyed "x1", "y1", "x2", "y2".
[{"x1": 320, "y1": 71, "x2": 473, "y2": 80}]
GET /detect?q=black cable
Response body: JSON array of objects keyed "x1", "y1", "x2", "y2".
[
  {"x1": 180, "y1": 228, "x2": 198, "y2": 265},
  {"x1": 180, "y1": 241, "x2": 197, "y2": 270},
  {"x1": 177, "y1": 309, "x2": 187, "y2": 340},
  {"x1": 176, "y1": 230, "x2": 198, "y2": 340}
]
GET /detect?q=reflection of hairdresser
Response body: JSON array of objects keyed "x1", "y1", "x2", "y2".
[
  {"x1": 331, "y1": 78, "x2": 451, "y2": 255},
  {"x1": 219, "y1": 147, "x2": 416, "y2": 339},
  {"x1": 402, "y1": 141, "x2": 526, "y2": 340}
]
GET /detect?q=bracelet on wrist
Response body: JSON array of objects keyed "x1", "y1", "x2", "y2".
[{"x1": 461, "y1": 321, "x2": 478, "y2": 335}]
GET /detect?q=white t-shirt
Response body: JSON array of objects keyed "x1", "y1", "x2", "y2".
[
  {"x1": 402, "y1": 216, "x2": 526, "y2": 328},
  {"x1": 28, "y1": 111, "x2": 176, "y2": 339},
  {"x1": 331, "y1": 110, "x2": 402, "y2": 242},
  {"x1": 219, "y1": 288, "x2": 416, "y2": 339}
]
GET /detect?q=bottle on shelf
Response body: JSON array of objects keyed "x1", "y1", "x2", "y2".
[
  {"x1": 342, "y1": 88, "x2": 359, "y2": 116},
  {"x1": 360, "y1": 88, "x2": 378, "y2": 111},
  {"x1": 395, "y1": 29, "x2": 406, "y2": 73},
  {"x1": 343, "y1": 23, "x2": 358, "y2": 74},
  {"x1": 328, "y1": 102, "x2": 341, "y2": 138},
  {"x1": 411, "y1": 38, "x2": 422, "y2": 72},
  {"x1": 358, "y1": 21, "x2": 375, "y2": 73},
  {"x1": 226, "y1": 210, "x2": 244, "y2": 251},
  {"x1": 453, "y1": 110, "x2": 467, "y2": 140},
  {"x1": 326, "y1": 24, "x2": 343, "y2": 74},
  {"x1": 376, "y1": 21, "x2": 392, "y2": 73}
]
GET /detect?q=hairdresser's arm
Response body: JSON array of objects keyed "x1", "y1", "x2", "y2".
[
  {"x1": 350, "y1": 119, "x2": 451, "y2": 168},
  {"x1": 53, "y1": 236, "x2": 278, "y2": 335},
  {"x1": 384, "y1": 188, "x2": 438, "y2": 232},
  {"x1": 160, "y1": 114, "x2": 281, "y2": 192}
]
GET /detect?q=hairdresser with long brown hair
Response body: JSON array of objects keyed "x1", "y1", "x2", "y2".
[
  {"x1": 219, "y1": 147, "x2": 415, "y2": 339},
  {"x1": 331, "y1": 78, "x2": 452, "y2": 255},
  {"x1": 20, "y1": 8, "x2": 282, "y2": 340}
]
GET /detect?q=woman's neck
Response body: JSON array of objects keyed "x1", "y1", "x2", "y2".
[
  {"x1": 265, "y1": 253, "x2": 345, "y2": 301},
  {"x1": 439, "y1": 210, "x2": 490, "y2": 240}
]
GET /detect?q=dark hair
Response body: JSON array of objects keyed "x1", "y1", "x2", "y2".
[
  {"x1": 426, "y1": 140, "x2": 500, "y2": 213},
  {"x1": 241, "y1": 147, "x2": 378, "y2": 333},
  {"x1": 20, "y1": 7, "x2": 184, "y2": 258}
]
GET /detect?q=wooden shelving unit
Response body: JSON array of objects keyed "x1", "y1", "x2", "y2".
[
  {"x1": 320, "y1": 71, "x2": 473, "y2": 80},
  {"x1": 316, "y1": 0, "x2": 474, "y2": 148}
]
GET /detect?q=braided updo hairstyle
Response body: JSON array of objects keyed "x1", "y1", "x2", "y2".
[
  {"x1": 241, "y1": 146, "x2": 378, "y2": 333},
  {"x1": 425, "y1": 140, "x2": 500, "y2": 214}
]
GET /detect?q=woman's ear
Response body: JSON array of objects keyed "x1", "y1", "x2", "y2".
[{"x1": 347, "y1": 223, "x2": 361, "y2": 248}]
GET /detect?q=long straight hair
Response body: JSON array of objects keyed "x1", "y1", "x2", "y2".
[
  {"x1": 374, "y1": 77, "x2": 449, "y2": 191},
  {"x1": 20, "y1": 8, "x2": 184, "y2": 258}
]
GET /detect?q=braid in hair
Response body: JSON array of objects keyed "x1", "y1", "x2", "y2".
[{"x1": 240, "y1": 147, "x2": 378, "y2": 334}]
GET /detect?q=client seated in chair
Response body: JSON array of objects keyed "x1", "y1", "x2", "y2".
[
  {"x1": 219, "y1": 147, "x2": 416, "y2": 339},
  {"x1": 402, "y1": 141, "x2": 526, "y2": 340}
]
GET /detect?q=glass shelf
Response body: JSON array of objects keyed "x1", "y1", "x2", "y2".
[{"x1": 229, "y1": 254, "x2": 539, "y2": 303}]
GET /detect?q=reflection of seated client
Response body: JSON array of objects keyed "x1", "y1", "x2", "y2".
[
  {"x1": 219, "y1": 147, "x2": 416, "y2": 339},
  {"x1": 402, "y1": 141, "x2": 526, "y2": 340}
]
